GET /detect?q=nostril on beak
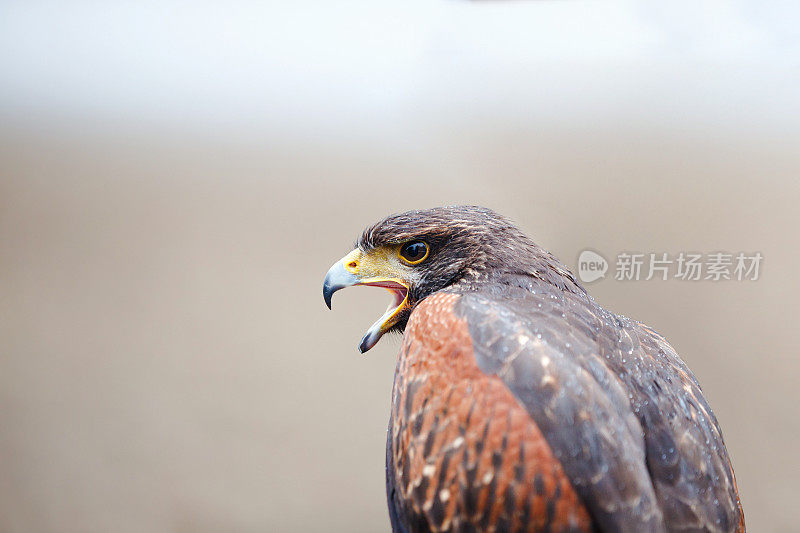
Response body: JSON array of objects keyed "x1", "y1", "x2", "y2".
[
  {"x1": 323, "y1": 260, "x2": 360, "y2": 310},
  {"x1": 347, "y1": 261, "x2": 358, "y2": 269}
]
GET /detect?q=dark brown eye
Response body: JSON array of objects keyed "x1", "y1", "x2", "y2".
[{"x1": 399, "y1": 241, "x2": 429, "y2": 264}]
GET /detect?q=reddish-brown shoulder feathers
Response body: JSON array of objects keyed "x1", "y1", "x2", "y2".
[{"x1": 388, "y1": 293, "x2": 592, "y2": 532}]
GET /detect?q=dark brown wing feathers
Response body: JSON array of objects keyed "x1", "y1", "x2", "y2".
[
  {"x1": 453, "y1": 279, "x2": 744, "y2": 532},
  {"x1": 387, "y1": 283, "x2": 744, "y2": 532}
]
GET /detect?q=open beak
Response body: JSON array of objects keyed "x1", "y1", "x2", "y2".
[{"x1": 323, "y1": 249, "x2": 410, "y2": 353}]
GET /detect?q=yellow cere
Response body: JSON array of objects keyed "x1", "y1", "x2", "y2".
[{"x1": 341, "y1": 246, "x2": 409, "y2": 281}]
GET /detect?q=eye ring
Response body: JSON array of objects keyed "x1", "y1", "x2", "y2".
[{"x1": 399, "y1": 241, "x2": 429, "y2": 265}]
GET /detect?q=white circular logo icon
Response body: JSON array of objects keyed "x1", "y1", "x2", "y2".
[{"x1": 577, "y1": 250, "x2": 608, "y2": 283}]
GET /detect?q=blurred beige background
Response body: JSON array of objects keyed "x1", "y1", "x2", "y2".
[{"x1": 2, "y1": 2, "x2": 799, "y2": 532}]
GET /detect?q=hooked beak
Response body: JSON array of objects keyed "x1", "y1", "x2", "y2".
[
  {"x1": 323, "y1": 249, "x2": 410, "y2": 353},
  {"x1": 322, "y1": 260, "x2": 357, "y2": 310}
]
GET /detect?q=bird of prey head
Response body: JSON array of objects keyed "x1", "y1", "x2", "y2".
[{"x1": 323, "y1": 206, "x2": 582, "y2": 352}]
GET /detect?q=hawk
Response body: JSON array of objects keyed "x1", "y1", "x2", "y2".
[{"x1": 323, "y1": 206, "x2": 744, "y2": 532}]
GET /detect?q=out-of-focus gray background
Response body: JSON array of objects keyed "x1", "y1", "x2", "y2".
[{"x1": 1, "y1": 2, "x2": 799, "y2": 532}]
